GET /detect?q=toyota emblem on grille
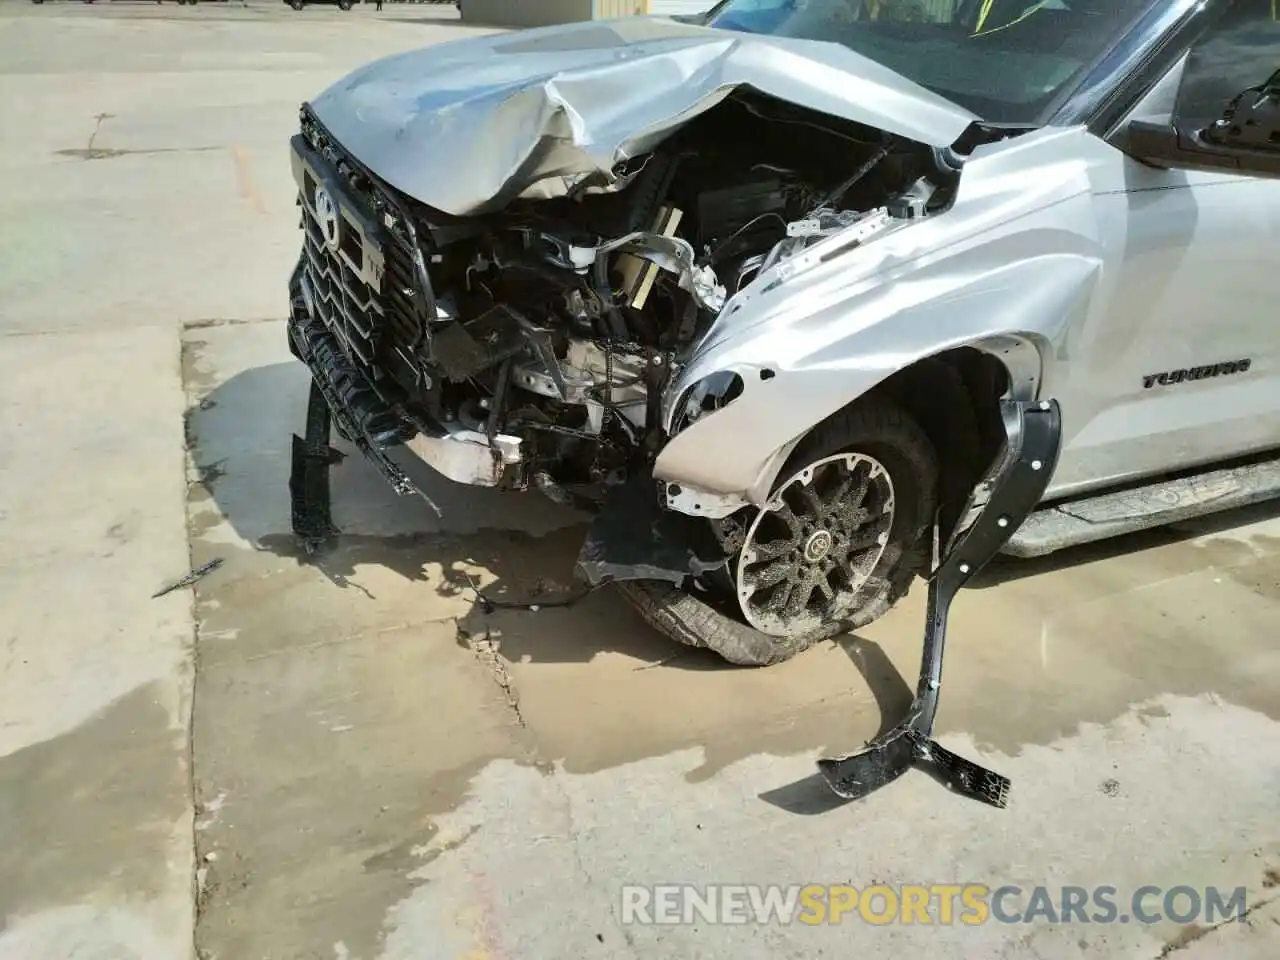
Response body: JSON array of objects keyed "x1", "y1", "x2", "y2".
[{"x1": 314, "y1": 187, "x2": 341, "y2": 251}]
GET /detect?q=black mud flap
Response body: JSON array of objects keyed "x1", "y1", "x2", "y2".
[
  {"x1": 817, "y1": 398, "x2": 1063, "y2": 808},
  {"x1": 289, "y1": 380, "x2": 343, "y2": 552}
]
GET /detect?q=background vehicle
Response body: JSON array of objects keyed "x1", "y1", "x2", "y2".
[
  {"x1": 286, "y1": 0, "x2": 355, "y2": 10},
  {"x1": 285, "y1": 0, "x2": 1280, "y2": 665}
]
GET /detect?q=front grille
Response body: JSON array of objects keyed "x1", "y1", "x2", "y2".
[
  {"x1": 298, "y1": 182, "x2": 382, "y2": 369},
  {"x1": 295, "y1": 107, "x2": 436, "y2": 401}
]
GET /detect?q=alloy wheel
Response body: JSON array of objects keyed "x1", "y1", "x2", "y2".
[{"x1": 734, "y1": 452, "x2": 895, "y2": 637}]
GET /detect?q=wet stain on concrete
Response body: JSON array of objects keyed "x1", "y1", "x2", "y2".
[
  {"x1": 101, "y1": 512, "x2": 143, "y2": 558},
  {"x1": 924, "y1": 524, "x2": 1280, "y2": 757},
  {"x1": 362, "y1": 823, "x2": 480, "y2": 876},
  {"x1": 971, "y1": 499, "x2": 1280, "y2": 591},
  {"x1": 362, "y1": 822, "x2": 441, "y2": 875},
  {"x1": 184, "y1": 427, "x2": 542, "y2": 958},
  {"x1": 0, "y1": 682, "x2": 187, "y2": 932},
  {"x1": 1137, "y1": 702, "x2": 1171, "y2": 721},
  {"x1": 197, "y1": 506, "x2": 1280, "y2": 785},
  {"x1": 256, "y1": 526, "x2": 589, "y2": 608},
  {"x1": 180, "y1": 339, "x2": 216, "y2": 397},
  {"x1": 193, "y1": 735, "x2": 528, "y2": 960},
  {"x1": 193, "y1": 459, "x2": 227, "y2": 497},
  {"x1": 185, "y1": 501, "x2": 223, "y2": 543},
  {"x1": 56, "y1": 146, "x2": 222, "y2": 161},
  {"x1": 181, "y1": 322, "x2": 1280, "y2": 955},
  {"x1": 1214, "y1": 534, "x2": 1280, "y2": 600}
]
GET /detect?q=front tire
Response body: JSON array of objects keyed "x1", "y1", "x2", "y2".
[{"x1": 617, "y1": 397, "x2": 938, "y2": 666}]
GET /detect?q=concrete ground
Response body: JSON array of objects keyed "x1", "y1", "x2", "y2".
[{"x1": 0, "y1": 3, "x2": 1277, "y2": 959}]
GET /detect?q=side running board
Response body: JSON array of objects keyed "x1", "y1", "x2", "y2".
[{"x1": 1004, "y1": 452, "x2": 1280, "y2": 558}]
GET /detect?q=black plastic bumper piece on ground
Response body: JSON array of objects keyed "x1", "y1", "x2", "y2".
[
  {"x1": 289, "y1": 380, "x2": 342, "y2": 552},
  {"x1": 287, "y1": 308, "x2": 440, "y2": 551},
  {"x1": 817, "y1": 398, "x2": 1063, "y2": 809}
]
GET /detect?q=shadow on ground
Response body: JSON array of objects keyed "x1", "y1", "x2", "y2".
[
  {"x1": 189, "y1": 356, "x2": 1280, "y2": 661},
  {"x1": 185, "y1": 357, "x2": 756, "y2": 669},
  {"x1": 180, "y1": 339, "x2": 1280, "y2": 959},
  {"x1": 758, "y1": 634, "x2": 914, "y2": 815},
  {"x1": 184, "y1": 351, "x2": 1280, "y2": 782}
]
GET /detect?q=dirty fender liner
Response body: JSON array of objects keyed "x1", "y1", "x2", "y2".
[{"x1": 575, "y1": 469, "x2": 730, "y2": 587}]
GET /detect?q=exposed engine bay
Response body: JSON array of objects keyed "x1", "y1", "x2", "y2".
[{"x1": 304, "y1": 91, "x2": 968, "y2": 507}]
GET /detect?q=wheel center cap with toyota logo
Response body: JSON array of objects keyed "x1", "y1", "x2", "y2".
[{"x1": 314, "y1": 187, "x2": 341, "y2": 251}]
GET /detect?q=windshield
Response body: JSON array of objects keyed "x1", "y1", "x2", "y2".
[{"x1": 702, "y1": 0, "x2": 1161, "y2": 124}]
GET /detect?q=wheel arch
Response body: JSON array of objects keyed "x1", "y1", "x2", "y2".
[
  {"x1": 762, "y1": 334, "x2": 1044, "y2": 541},
  {"x1": 656, "y1": 332, "x2": 1047, "y2": 520},
  {"x1": 872, "y1": 338, "x2": 1038, "y2": 540}
]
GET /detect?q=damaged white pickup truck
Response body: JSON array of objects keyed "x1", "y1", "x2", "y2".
[{"x1": 286, "y1": 0, "x2": 1280, "y2": 679}]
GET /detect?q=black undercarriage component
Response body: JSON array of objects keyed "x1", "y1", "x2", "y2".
[
  {"x1": 816, "y1": 398, "x2": 1063, "y2": 809},
  {"x1": 432, "y1": 304, "x2": 529, "y2": 383},
  {"x1": 575, "y1": 469, "x2": 731, "y2": 587}
]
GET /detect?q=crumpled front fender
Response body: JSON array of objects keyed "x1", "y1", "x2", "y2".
[
  {"x1": 654, "y1": 127, "x2": 1118, "y2": 512},
  {"x1": 651, "y1": 257, "x2": 1087, "y2": 506}
]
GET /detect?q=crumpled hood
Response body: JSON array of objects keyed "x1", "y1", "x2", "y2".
[{"x1": 308, "y1": 17, "x2": 979, "y2": 217}]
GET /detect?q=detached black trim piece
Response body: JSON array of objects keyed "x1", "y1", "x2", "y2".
[
  {"x1": 290, "y1": 381, "x2": 340, "y2": 550},
  {"x1": 816, "y1": 398, "x2": 1063, "y2": 809},
  {"x1": 287, "y1": 286, "x2": 438, "y2": 527},
  {"x1": 290, "y1": 312, "x2": 407, "y2": 450}
]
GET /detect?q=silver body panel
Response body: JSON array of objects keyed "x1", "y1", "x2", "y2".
[
  {"x1": 656, "y1": 123, "x2": 1280, "y2": 507},
  {"x1": 301, "y1": 15, "x2": 1280, "y2": 517},
  {"x1": 307, "y1": 17, "x2": 977, "y2": 216}
]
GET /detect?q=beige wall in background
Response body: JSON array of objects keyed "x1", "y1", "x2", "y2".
[
  {"x1": 597, "y1": 0, "x2": 651, "y2": 16},
  {"x1": 460, "y1": 0, "x2": 651, "y2": 27}
]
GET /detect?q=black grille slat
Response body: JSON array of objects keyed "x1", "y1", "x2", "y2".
[{"x1": 383, "y1": 244, "x2": 425, "y2": 349}]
